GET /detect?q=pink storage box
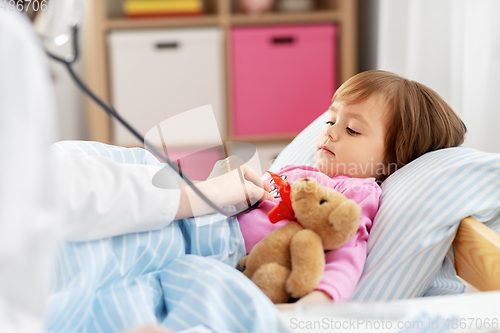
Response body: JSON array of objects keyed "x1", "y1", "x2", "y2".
[{"x1": 231, "y1": 24, "x2": 337, "y2": 137}]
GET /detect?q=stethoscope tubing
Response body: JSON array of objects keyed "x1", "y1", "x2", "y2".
[{"x1": 45, "y1": 24, "x2": 241, "y2": 217}]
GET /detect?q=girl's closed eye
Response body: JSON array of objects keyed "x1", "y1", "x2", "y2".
[
  {"x1": 347, "y1": 127, "x2": 361, "y2": 135},
  {"x1": 326, "y1": 121, "x2": 360, "y2": 135}
]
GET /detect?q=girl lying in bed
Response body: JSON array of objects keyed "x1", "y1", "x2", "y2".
[
  {"x1": 236, "y1": 70, "x2": 467, "y2": 308},
  {"x1": 46, "y1": 70, "x2": 467, "y2": 333}
]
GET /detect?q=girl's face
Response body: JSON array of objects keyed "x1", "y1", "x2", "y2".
[{"x1": 315, "y1": 97, "x2": 389, "y2": 179}]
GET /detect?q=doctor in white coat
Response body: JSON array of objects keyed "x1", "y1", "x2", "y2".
[{"x1": 0, "y1": 9, "x2": 272, "y2": 333}]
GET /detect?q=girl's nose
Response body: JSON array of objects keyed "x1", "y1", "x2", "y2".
[{"x1": 325, "y1": 126, "x2": 339, "y2": 142}]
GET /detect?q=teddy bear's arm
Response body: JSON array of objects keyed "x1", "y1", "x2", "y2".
[{"x1": 286, "y1": 229, "x2": 325, "y2": 299}]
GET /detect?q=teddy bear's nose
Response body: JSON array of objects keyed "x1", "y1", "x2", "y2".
[{"x1": 303, "y1": 178, "x2": 310, "y2": 182}]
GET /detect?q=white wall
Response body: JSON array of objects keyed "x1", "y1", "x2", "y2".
[
  {"x1": 376, "y1": 0, "x2": 500, "y2": 154},
  {"x1": 48, "y1": 56, "x2": 88, "y2": 141}
]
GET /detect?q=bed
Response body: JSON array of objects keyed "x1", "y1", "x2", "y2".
[
  {"x1": 277, "y1": 216, "x2": 500, "y2": 333},
  {"x1": 45, "y1": 111, "x2": 500, "y2": 332},
  {"x1": 453, "y1": 216, "x2": 500, "y2": 291}
]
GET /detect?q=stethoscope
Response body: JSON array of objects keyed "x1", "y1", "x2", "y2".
[
  {"x1": 42, "y1": 8, "x2": 260, "y2": 217},
  {"x1": 269, "y1": 175, "x2": 294, "y2": 199}
]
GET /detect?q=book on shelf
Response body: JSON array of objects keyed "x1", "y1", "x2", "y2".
[{"x1": 123, "y1": 0, "x2": 204, "y2": 18}]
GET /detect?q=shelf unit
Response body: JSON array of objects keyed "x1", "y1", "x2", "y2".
[{"x1": 83, "y1": 0, "x2": 358, "y2": 145}]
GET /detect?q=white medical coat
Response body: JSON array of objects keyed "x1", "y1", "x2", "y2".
[{"x1": 0, "y1": 10, "x2": 180, "y2": 332}]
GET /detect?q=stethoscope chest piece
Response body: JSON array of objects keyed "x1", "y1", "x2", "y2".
[{"x1": 269, "y1": 174, "x2": 294, "y2": 198}]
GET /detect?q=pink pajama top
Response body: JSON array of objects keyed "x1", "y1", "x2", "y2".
[{"x1": 237, "y1": 165, "x2": 382, "y2": 302}]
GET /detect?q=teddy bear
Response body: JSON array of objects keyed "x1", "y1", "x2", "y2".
[{"x1": 238, "y1": 172, "x2": 361, "y2": 304}]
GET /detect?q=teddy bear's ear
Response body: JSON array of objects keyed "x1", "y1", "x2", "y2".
[{"x1": 328, "y1": 200, "x2": 361, "y2": 234}]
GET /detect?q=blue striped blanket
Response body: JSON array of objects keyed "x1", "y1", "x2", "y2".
[{"x1": 45, "y1": 141, "x2": 279, "y2": 333}]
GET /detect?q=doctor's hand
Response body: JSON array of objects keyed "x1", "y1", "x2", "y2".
[{"x1": 175, "y1": 163, "x2": 273, "y2": 219}]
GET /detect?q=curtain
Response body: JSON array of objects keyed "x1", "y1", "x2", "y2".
[{"x1": 377, "y1": 0, "x2": 500, "y2": 153}]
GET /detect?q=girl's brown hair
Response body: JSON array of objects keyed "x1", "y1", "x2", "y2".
[{"x1": 332, "y1": 70, "x2": 467, "y2": 176}]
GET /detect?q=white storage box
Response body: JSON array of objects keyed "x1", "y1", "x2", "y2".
[{"x1": 108, "y1": 27, "x2": 225, "y2": 147}]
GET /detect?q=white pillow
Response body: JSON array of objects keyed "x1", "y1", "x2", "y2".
[{"x1": 269, "y1": 112, "x2": 500, "y2": 301}]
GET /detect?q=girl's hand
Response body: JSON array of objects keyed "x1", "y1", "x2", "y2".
[
  {"x1": 175, "y1": 163, "x2": 273, "y2": 219},
  {"x1": 299, "y1": 290, "x2": 332, "y2": 303},
  {"x1": 121, "y1": 324, "x2": 173, "y2": 332},
  {"x1": 276, "y1": 290, "x2": 332, "y2": 311}
]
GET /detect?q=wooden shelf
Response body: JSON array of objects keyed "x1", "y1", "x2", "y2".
[
  {"x1": 84, "y1": 0, "x2": 358, "y2": 145},
  {"x1": 230, "y1": 10, "x2": 341, "y2": 26},
  {"x1": 107, "y1": 15, "x2": 220, "y2": 30},
  {"x1": 106, "y1": 10, "x2": 342, "y2": 30}
]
